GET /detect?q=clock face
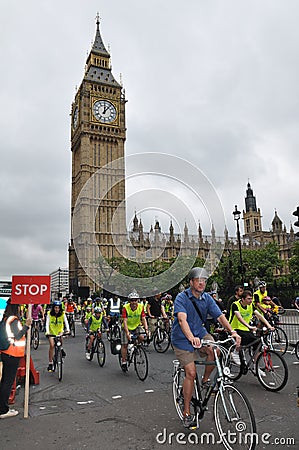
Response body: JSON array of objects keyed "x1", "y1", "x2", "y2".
[
  {"x1": 93, "y1": 100, "x2": 117, "y2": 123},
  {"x1": 73, "y1": 106, "x2": 79, "y2": 128}
]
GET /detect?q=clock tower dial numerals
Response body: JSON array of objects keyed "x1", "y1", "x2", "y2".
[{"x1": 93, "y1": 100, "x2": 117, "y2": 123}]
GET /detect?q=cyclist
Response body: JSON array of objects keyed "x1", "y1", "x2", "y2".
[
  {"x1": 229, "y1": 289, "x2": 275, "y2": 351},
  {"x1": 162, "y1": 294, "x2": 173, "y2": 317},
  {"x1": 120, "y1": 292, "x2": 149, "y2": 372},
  {"x1": 64, "y1": 298, "x2": 77, "y2": 327},
  {"x1": 225, "y1": 285, "x2": 244, "y2": 319},
  {"x1": 147, "y1": 290, "x2": 167, "y2": 338},
  {"x1": 107, "y1": 294, "x2": 121, "y2": 334},
  {"x1": 85, "y1": 307, "x2": 103, "y2": 360},
  {"x1": 31, "y1": 303, "x2": 44, "y2": 324},
  {"x1": 83, "y1": 305, "x2": 93, "y2": 330},
  {"x1": 171, "y1": 267, "x2": 241, "y2": 429},
  {"x1": 45, "y1": 301, "x2": 70, "y2": 372},
  {"x1": 253, "y1": 281, "x2": 269, "y2": 316}
]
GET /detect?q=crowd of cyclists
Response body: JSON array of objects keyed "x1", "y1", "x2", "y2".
[
  {"x1": 14, "y1": 273, "x2": 297, "y2": 436},
  {"x1": 17, "y1": 277, "x2": 293, "y2": 371}
]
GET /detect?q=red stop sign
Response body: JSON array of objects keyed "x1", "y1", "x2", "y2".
[{"x1": 11, "y1": 275, "x2": 51, "y2": 304}]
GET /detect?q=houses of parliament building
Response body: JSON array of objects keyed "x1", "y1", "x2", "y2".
[{"x1": 68, "y1": 17, "x2": 296, "y2": 295}]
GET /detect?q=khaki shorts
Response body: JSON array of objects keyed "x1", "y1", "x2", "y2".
[
  {"x1": 121, "y1": 326, "x2": 145, "y2": 345},
  {"x1": 173, "y1": 333, "x2": 214, "y2": 367}
]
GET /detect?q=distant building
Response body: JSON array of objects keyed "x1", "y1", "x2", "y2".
[
  {"x1": 50, "y1": 268, "x2": 69, "y2": 299},
  {"x1": 68, "y1": 18, "x2": 296, "y2": 294}
]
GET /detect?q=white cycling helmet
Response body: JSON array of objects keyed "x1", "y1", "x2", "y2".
[{"x1": 128, "y1": 292, "x2": 139, "y2": 300}]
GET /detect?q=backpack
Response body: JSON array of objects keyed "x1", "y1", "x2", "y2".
[{"x1": 0, "y1": 318, "x2": 10, "y2": 351}]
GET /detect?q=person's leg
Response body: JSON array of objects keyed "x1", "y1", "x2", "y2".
[
  {"x1": 200, "y1": 334, "x2": 217, "y2": 383},
  {"x1": 48, "y1": 337, "x2": 54, "y2": 369},
  {"x1": 0, "y1": 354, "x2": 20, "y2": 414},
  {"x1": 183, "y1": 361, "x2": 197, "y2": 416}
]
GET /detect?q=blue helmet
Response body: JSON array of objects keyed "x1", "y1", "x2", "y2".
[{"x1": 53, "y1": 301, "x2": 62, "y2": 306}]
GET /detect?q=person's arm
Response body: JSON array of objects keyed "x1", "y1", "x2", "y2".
[
  {"x1": 86, "y1": 317, "x2": 92, "y2": 333},
  {"x1": 123, "y1": 316, "x2": 130, "y2": 340},
  {"x1": 254, "y1": 310, "x2": 275, "y2": 330},
  {"x1": 10, "y1": 317, "x2": 31, "y2": 340},
  {"x1": 63, "y1": 313, "x2": 70, "y2": 334},
  {"x1": 141, "y1": 315, "x2": 149, "y2": 335},
  {"x1": 45, "y1": 313, "x2": 50, "y2": 335},
  {"x1": 177, "y1": 311, "x2": 201, "y2": 348},
  {"x1": 160, "y1": 303, "x2": 167, "y2": 319},
  {"x1": 147, "y1": 302, "x2": 153, "y2": 318},
  {"x1": 217, "y1": 314, "x2": 241, "y2": 347}
]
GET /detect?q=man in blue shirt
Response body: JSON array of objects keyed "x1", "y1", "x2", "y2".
[{"x1": 172, "y1": 267, "x2": 241, "y2": 429}]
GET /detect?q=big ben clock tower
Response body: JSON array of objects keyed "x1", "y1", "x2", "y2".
[{"x1": 69, "y1": 15, "x2": 127, "y2": 294}]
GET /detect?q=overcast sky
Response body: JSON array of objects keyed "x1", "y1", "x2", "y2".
[{"x1": 1, "y1": 0, "x2": 298, "y2": 277}]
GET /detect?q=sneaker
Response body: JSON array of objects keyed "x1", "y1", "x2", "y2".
[
  {"x1": 0, "y1": 409, "x2": 19, "y2": 419},
  {"x1": 231, "y1": 350, "x2": 241, "y2": 365},
  {"x1": 182, "y1": 414, "x2": 198, "y2": 429},
  {"x1": 121, "y1": 362, "x2": 128, "y2": 372},
  {"x1": 85, "y1": 351, "x2": 90, "y2": 360},
  {"x1": 47, "y1": 363, "x2": 53, "y2": 372}
]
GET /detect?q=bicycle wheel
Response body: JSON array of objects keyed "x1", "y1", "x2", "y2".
[
  {"x1": 153, "y1": 327, "x2": 170, "y2": 353},
  {"x1": 112, "y1": 324, "x2": 121, "y2": 340},
  {"x1": 225, "y1": 350, "x2": 243, "y2": 381},
  {"x1": 256, "y1": 349, "x2": 288, "y2": 392},
  {"x1": 214, "y1": 384, "x2": 257, "y2": 450},
  {"x1": 133, "y1": 346, "x2": 148, "y2": 381},
  {"x1": 32, "y1": 328, "x2": 39, "y2": 350},
  {"x1": 295, "y1": 341, "x2": 299, "y2": 360},
  {"x1": 268, "y1": 327, "x2": 288, "y2": 355},
  {"x1": 71, "y1": 320, "x2": 76, "y2": 338},
  {"x1": 57, "y1": 348, "x2": 63, "y2": 381},
  {"x1": 96, "y1": 339, "x2": 106, "y2": 367},
  {"x1": 172, "y1": 367, "x2": 186, "y2": 420}
]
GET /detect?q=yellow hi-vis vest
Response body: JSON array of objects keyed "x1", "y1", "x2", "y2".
[
  {"x1": 89, "y1": 314, "x2": 103, "y2": 332},
  {"x1": 229, "y1": 300, "x2": 254, "y2": 331},
  {"x1": 123, "y1": 303, "x2": 143, "y2": 330}
]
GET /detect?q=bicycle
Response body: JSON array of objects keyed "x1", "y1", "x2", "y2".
[
  {"x1": 224, "y1": 329, "x2": 288, "y2": 392},
  {"x1": 107, "y1": 316, "x2": 121, "y2": 341},
  {"x1": 51, "y1": 333, "x2": 68, "y2": 382},
  {"x1": 146, "y1": 317, "x2": 171, "y2": 353},
  {"x1": 263, "y1": 312, "x2": 288, "y2": 355},
  {"x1": 118, "y1": 333, "x2": 148, "y2": 381},
  {"x1": 85, "y1": 329, "x2": 106, "y2": 367},
  {"x1": 172, "y1": 337, "x2": 257, "y2": 450},
  {"x1": 66, "y1": 313, "x2": 76, "y2": 337},
  {"x1": 30, "y1": 319, "x2": 41, "y2": 350}
]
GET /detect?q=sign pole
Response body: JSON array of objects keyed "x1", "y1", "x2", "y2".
[
  {"x1": 11, "y1": 275, "x2": 51, "y2": 420},
  {"x1": 24, "y1": 304, "x2": 32, "y2": 419}
]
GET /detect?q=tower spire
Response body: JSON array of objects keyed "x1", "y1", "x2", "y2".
[{"x1": 96, "y1": 12, "x2": 100, "y2": 31}]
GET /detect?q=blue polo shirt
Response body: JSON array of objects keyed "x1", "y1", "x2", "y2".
[{"x1": 171, "y1": 288, "x2": 222, "y2": 351}]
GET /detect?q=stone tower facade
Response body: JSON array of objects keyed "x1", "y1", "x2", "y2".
[{"x1": 69, "y1": 16, "x2": 127, "y2": 294}]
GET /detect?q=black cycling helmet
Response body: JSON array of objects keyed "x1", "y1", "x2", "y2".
[
  {"x1": 94, "y1": 307, "x2": 102, "y2": 314},
  {"x1": 188, "y1": 267, "x2": 209, "y2": 281}
]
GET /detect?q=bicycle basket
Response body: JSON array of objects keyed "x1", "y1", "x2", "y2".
[{"x1": 110, "y1": 338, "x2": 121, "y2": 355}]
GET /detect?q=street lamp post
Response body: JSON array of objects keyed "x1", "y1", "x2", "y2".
[{"x1": 233, "y1": 205, "x2": 244, "y2": 286}]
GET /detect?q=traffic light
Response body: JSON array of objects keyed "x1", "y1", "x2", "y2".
[{"x1": 292, "y1": 206, "x2": 299, "y2": 237}]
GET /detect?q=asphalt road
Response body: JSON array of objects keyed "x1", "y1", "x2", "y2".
[{"x1": 1, "y1": 322, "x2": 298, "y2": 450}]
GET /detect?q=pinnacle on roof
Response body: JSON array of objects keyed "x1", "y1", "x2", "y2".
[{"x1": 92, "y1": 12, "x2": 110, "y2": 57}]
